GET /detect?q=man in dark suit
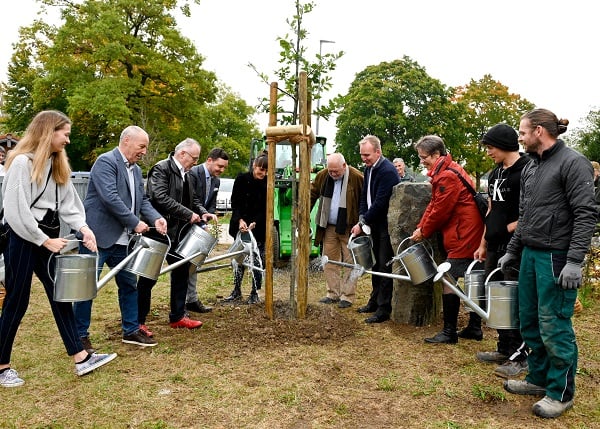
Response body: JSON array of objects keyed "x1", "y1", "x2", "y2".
[
  {"x1": 351, "y1": 135, "x2": 400, "y2": 323},
  {"x1": 73, "y1": 126, "x2": 167, "y2": 351},
  {"x1": 185, "y1": 148, "x2": 229, "y2": 313}
]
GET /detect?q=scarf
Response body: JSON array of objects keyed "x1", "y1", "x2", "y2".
[{"x1": 316, "y1": 165, "x2": 349, "y2": 234}]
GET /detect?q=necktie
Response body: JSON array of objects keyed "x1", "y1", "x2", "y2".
[{"x1": 205, "y1": 176, "x2": 211, "y2": 204}]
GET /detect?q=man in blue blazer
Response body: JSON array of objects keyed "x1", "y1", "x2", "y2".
[
  {"x1": 185, "y1": 148, "x2": 229, "y2": 313},
  {"x1": 350, "y1": 135, "x2": 400, "y2": 323},
  {"x1": 73, "y1": 126, "x2": 167, "y2": 351}
]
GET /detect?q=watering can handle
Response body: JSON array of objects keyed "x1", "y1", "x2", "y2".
[
  {"x1": 346, "y1": 234, "x2": 355, "y2": 249},
  {"x1": 485, "y1": 267, "x2": 505, "y2": 285},
  {"x1": 47, "y1": 252, "x2": 57, "y2": 284},
  {"x1": 395, "y1": 237, "x2": 434, "y2": 258},
  {"x1": 466, "y1": 259, "x2": 484, "y2": 275}
]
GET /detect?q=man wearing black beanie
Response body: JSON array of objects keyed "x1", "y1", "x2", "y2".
[{"x1": 459, "y1": 123, "x2": 530, "y2": 379}]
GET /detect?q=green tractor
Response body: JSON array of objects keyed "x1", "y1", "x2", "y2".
[{"x1": 249, "y1": 136, "x2": 327, "y2": 263}]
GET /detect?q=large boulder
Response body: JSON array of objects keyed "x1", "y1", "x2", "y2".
[{"x1": 387, "y1": 182, "x2": 445, "y2": 326}]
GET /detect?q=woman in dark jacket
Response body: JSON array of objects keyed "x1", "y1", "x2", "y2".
[{"x1": 224, "y1": 152, "x2": 268, "y2": 304}]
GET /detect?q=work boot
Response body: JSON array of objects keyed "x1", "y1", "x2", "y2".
[
  {"x1": 457, "y1": 312, "x2": 483, "y2": 341},
  {"x1": 223, "y1": 286, "x2": 242, "y2": 302},
  {"x1": 425, "y1": 294, "x2": 459, "y2": 344}
]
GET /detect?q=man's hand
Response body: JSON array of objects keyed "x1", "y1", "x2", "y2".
[
  {"x1": 498, "y1": 252, "x2": 518, "y2": 274},
  {"x1": 155, "y1": 218, "x2": 167, "y2": 235},
  {"x1": 134, "y1": 221, "x2": 149, "y2": 234},
  {"x1": 202, "y1": 213, "x2": 218, "y2": 223},
  {"x1": 558, "y1": 262, "x2": 582, "y2": 289}
]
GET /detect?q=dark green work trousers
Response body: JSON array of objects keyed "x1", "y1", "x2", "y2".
[{"x1": 519, "y1": 247, "x2": 578, "y2": 402}]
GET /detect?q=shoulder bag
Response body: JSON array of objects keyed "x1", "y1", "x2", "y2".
[{"x1": 446, "y1": 167, "x2": 488, "y2": 219}]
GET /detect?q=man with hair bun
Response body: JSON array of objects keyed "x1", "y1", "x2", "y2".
[{"x1": 499, "y1": 108, "x2": 597, "y2": 418}]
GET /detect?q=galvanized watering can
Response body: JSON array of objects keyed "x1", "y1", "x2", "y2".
[
  {"x1": 391, "y1": 238, "x2": 438, "y2": 285},
  {"x1": 123, "y1": 234, "x2": 170, "y2": 280},
  {"x1": 434, "y1": 263, "x2": 519, "y2": 329},
  {"x1": 52, "y1": 244, "x2": 145, "y2": 303}
]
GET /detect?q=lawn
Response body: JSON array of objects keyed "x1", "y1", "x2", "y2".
[{"x1": 0, "y1": 242, "x2": 598, "y2": 428}]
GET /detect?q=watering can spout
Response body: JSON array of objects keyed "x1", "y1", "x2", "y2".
[{"x1": 434, "y1": 262, "x2": 489, "y2": 321}]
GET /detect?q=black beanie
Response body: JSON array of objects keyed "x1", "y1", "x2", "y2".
[{"x1": 481, "y1": 124, "x2": 519, "y2": 152}]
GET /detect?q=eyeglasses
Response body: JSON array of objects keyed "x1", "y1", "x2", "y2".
[
  {"x1": 418, "y1": 153, "x2": 431, "y2": 160},
  {"x1": 183, "y1": 151, "x2": 199, "y2": 162}
]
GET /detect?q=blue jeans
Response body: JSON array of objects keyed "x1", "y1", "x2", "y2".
[{"x1": 73, "y1": 244, "x2": 140, "y2": 337}]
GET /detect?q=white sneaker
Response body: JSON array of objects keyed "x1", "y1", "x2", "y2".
[
  {"x1": 75, "y1": 352, "x2": 117, "y2": 376},
  {"x1": 533, "y1": 395, "x2": 574, "y2": 418},
  {"x1": 0, "y1": 368, "x2": 25, "y2": 387}
]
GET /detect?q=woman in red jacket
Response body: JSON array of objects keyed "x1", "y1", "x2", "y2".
[{"x1": 410, "y1": 135, "x2": 484, "y2": 344}]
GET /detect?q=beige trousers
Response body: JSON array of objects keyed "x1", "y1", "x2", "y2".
[{"x1": 322, "y1": 224, "x2": 357, "y2": 302}]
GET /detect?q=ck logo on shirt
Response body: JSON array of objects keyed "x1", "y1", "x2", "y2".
[{"x1": 491, "y1": 178, "x2": 507, "y2": 201}]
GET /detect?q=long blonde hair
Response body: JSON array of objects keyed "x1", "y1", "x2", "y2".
[{"x1": 5, "y1": 110, "x2": 73, "y2": 185}]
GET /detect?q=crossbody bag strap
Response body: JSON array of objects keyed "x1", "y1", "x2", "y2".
[
  {"x1": 30, "y1": 167, "x2": 54, "y2": 208},
  {"x1": 446, "y1": 167, "x2": 476, "y2": 196}
]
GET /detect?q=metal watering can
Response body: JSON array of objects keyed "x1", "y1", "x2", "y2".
[
  {"x1": 174, "y1": 224, "x2": 218, "y2": 268},
  {"x1": 389, "y1": 238, "x2": 438, "y2": 285},
  {"x1": 347, "y1": 234, "x2": 375, "y2": 269},
  {"x1": 160, "y1": 228, "x2": 258, "y2": 276},
  {"x1": 434, "y1": 263, "x2": 519, "y2": 329},
  {"x1": 52, "y1": 243, "x2": 146, "y2": 303},
  {"x1": 122, "y1": 234, "x2": 170, "y2": 280}
]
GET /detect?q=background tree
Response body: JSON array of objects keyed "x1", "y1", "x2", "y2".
[
  {"x1": 334, "y1": 57, "x2": 460, "y2": 168},
  {"x1": 1, "y1": 0, "x2": 259, "y2": 171},
  {"x1": 573, "y1": 109, "x2": 600, "y2": 162},
  {"x1": 453, "y1": 74, "x2": 534, "y2": 188}
]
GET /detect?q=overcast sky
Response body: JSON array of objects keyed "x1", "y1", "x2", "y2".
[{"x1": 2, "y1": 0, "x2": 599, "y2": 148}]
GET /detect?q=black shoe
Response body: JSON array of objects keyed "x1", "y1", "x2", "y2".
[
  {"x1": 319, "y1": 297, "x2": 339, "y2": 304},
  {"x1": 338, "y1": 300, "x2": 352, "y2": 309},
  {"x1": 425, "y1": 330, "x2": 458, "y2": 344},
  {"x1": 122, "y1": 330, "x2": 158, "y2": 347},
  {"x1": 457, "y1": 326, "x2": 483, "y2": 341},
  {"x1": 246, "y1": 293, "x2": 260, "y2": 304},
  {"x1": 186, "y1": 300, "x2": 213, "y2": 313},
  {"x1": 223, "y1": 290, "x2": 242, "y2": 302},
  {"x1": 80, "y1": 336, "x2": 95, "y2": 354},
  {"x1": 365, "y1": 314, "x2": 389, "y2": 324},
  {"x1": 357, "y1": 305, "x2": 376, "y2": 314}
]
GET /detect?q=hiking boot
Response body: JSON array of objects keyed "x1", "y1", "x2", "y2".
[
  {"x1": 319, "y1": 297, "x2": 339, "y2": 304},
  {"x1": 503, "y1": 379, "x2": 545, "y2": 396},
  {"x1": 457, "y1": 325, "x2": 483, "y2": 341},
  {"x1": 122, "y1": 330, "x2": 158, "y2": 347},
  {"x1": 0, "y1": 368, "x2": 24, "y2": 387},
  {"x1": 80, "y1": 336, "x2": 96, "y2": 354},
  {"x1": 75, "y1": 352, "x2": 117, "y2": 376},
  {"x1": 532, "y1": 395, "x2": 574, "y2": 418},
  {"x1": 476, "y1": 351, "x2": 509, "y2": 363},
  {"x1": 494, "y1": 360, "x2": 528, "y2": 379}
]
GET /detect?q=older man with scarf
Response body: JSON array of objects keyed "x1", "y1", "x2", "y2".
[{"x1": 311, "y1": 153, "x2": 364, "y2": 308}]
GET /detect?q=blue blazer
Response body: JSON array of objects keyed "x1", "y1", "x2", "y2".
[{"x1": 83, "y1": 148, "x2": 161, "y2": 249}]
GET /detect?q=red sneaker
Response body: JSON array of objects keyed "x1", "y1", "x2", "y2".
[
  {"x1": 139, "y1": 324, "x2": 154, "y2": 338},
  {"x1": 169, "y1": 316, "x2": 203, "y2": 329}
]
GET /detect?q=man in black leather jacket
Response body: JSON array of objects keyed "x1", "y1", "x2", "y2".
[{"x1": 137, "y1": 138, "x2": 216, "y2": 331}]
